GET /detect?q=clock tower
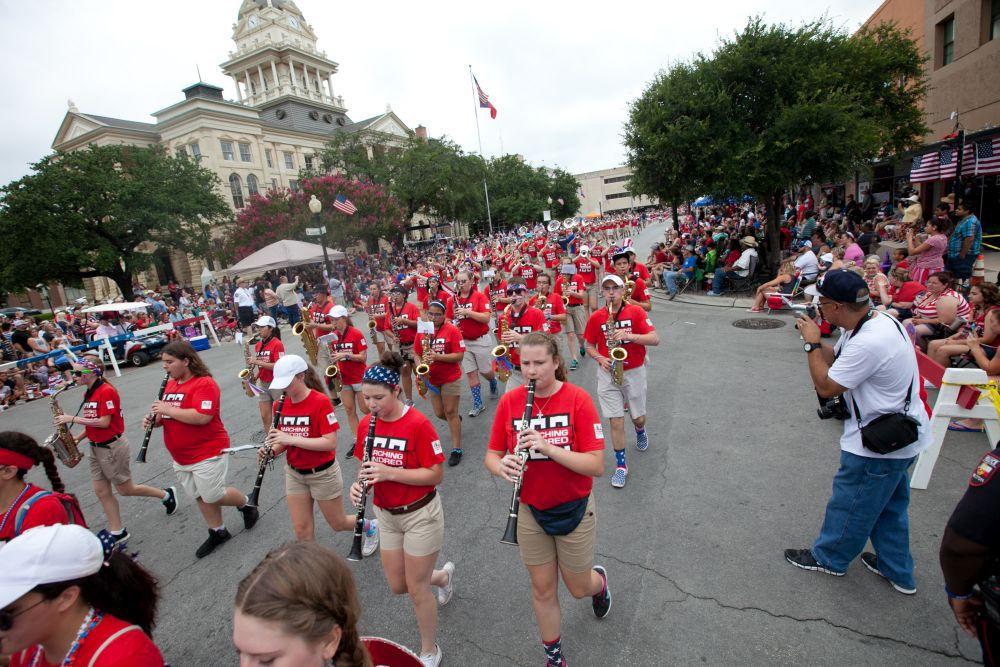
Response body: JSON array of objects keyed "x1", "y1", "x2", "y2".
[{"x1": 222, "y1": 0, "x2": 345, "y2": 112}]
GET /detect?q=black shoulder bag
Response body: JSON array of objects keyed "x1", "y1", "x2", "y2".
[{"x1": 847, "y1": 315, "x2": 921, "y2": 455}]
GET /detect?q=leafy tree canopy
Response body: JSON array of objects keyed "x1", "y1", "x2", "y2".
[
  {"x1": 624, "y1": 17, "x2": 927, "y2": 267},
  {"x1": 0, "y1": 144, "x2": 231, "y2": 298}
]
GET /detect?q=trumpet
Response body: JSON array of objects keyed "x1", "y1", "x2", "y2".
[
  {"x1": 292, "y1": 308, "x2": 320, "y2": 366},
  {"x1": 492, "y1": 306, "x2": 513, "y2": 383},
  {"x1": 325, "y1": 363, "x2": 342, "y2": 395},
  {"x1": 415, "y1": 336, "x2": 431, "y2": 398},
  {"x1": 238, "y1": 333, "x2": 261, "y2": 397}
]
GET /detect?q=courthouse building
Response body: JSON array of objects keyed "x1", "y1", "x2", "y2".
[{"x1": 46, "y1": 0, "x2": 416, "y2": 302}]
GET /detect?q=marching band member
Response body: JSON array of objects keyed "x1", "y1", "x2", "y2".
[
  {"x1": 306, "y1": 287, "x2": 336, "y2": 384},
  {"x1": 583, "y1": 275, "x2": 659, "y2": 489},
  {"x1": 484, "y1": 332, "x2": 610, "y2": 667},
  {"x1": 250, "y1": 316, "x2": 285, "y2": 433},
  {"x1": 484, "y1": 271, "x2": 509, "y2": 326},
  {"x1": 414, "y1": 301, "x2": 466, "y2": 467},
  {"x1": 530, "y1": 274, "x2": 572, "y2": 367},
  {"x1": 573, "y1": 245, "x2": 602, "y2": 319},
  {"x1": 0, "y1": 432, "x2": 76, "y2": 543},
  {"x1": 1, "y1": 524, "x2": 165, "y2": 667},
  {"x1": 612, "y1": 250, "x2": 652, "y2": 312},
  {"x1": 261, "y1": 355, "x2": 379, "y2": 552},
  {"x1": 143, "y1": 339, "x2": 259, "y2": 558},
  {"x1": 563, "y1": 269, "x2": 589, "y2": 371},
  {"x1": 53, "y1": 359, "x2": 177, "y2": 546},
  {"x1": 367, "y1": 281, "x2": 390, "y2": 356},
  {"x1": 234, "y1": 541, "x2": 378, "y2": 667},
  {"x1": 447, "y1": 270, "x2": 499, "y2": 419},
  {"x1": 419, "y1": 275, "x2": 452, "y2": 315},
  {"x1": 498, "y1": 283, "x2": 546, "y2": 390},
  {"x1": 512, "y1": 254, "x2": 544, "y2": 293},
  {"x1": 385, "y1": 286, "x2": 421, "y2": 406},
  {"x1": 326, "y1": 305, "x2": 370, "y2": 438},
  {"x1": 351, "y1": 353, "x2": 456, "y2": 667}
]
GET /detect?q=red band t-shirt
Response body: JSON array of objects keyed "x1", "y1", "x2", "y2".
[
  {"x1": 82, "y1": 380, "x2": 124, "y2": 443},
  {"x1": 446, "y1": 289, "x2": 490, "y2": 340},
  {"x1": 566, "y1": 274, "x2": 587, "y2": 306},
  {"x1": 513, "y1": 265, "x2": 538, "y2": 290},
  {"x1": 388, "y1": 302, "x2": 420, "y2": 345},
  {"x1": 414, "y1": 322, "x2": 465, "y2": 387},
  {"x1": 488, "y1": 383, "x2": 605, "y2": 510},
  {"x1": 500, "y1": 305, "x2": 546, "y2": 366},
  {"x1": 625, "y1": 277, "x2": 650, "y2": 304},
  {"x1": 161, "y1": 375, "x2": 229, "y2": 465},
  {"x1": 353, "y1": 407, "x2": 445, "y2": 508},
  {"x1": 530, "y1": 294, "x2": 566, "y2": 335},
  {"x1": 276, "y1": 389, "x2": 339, "y2": 469},
  {"x1": 368, "y1": 295, "x2": 390, "y2": 332},
  {"x1": 583, "y1": 304, "x2": 655, "y2": 370},
  {"x1": 11, "y1": 614, "x2": 164, "y2": 667},
  {"x1": 255, "y1": 336, "x2": 285, "y2": 384},
  {"x1": 0, "y1": 483, "x2": 71, "y2": 543},
  {"x1": 330, "y1": 326, "x2": 368, "y2": 385},
  {"x1": 573, "y1": 257, "x2": 598, "y2": 285}
]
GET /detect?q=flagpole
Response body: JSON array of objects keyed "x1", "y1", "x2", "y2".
[{"x1": 469, "y1": 65, "x2": 494, "y2": 237}]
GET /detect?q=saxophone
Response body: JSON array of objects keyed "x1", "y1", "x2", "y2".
[
  {"x1": 491, "y1": 306, "x2": 513, "y2": 383},
  {"x1": 415, "y1": 335, "x2": 432, "y2": 398},
  {"x1": 238, "y1": 334, "x2": 261, "y2": 397},
  {"x1": 42, "y1": 387, "x2": 84, "y2": 468},
  {"x1": 536, "y1": 293, "x2": 550, "y2": 332},
  {"x1": 292, "y1": 308, "x2": 320, "y2": 366},
  {"x1": 606, "y1": 304, "x2": 627, "y2": 386}
]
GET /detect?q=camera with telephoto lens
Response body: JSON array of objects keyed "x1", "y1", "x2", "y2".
[
  {"x1": 816, "y1": 394, "x2": 850, "y2": 420},
  {"x1": 806, "y1": 304, "x2": 818, "y2": 320}
]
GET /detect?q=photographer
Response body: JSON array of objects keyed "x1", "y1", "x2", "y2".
[{"x1": 785, "y1": 270, "x2": 930, "y2": 595}]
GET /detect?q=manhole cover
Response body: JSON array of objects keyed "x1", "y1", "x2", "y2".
[{"x1": 732, "y1": 318, "x2": 786, "y2": 330}]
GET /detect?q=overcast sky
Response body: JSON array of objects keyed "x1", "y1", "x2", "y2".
[{"x1": 0, "y1": 0, "x2": 877, "y2": 186}]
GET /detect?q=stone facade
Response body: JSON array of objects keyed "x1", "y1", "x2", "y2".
[{"x1": 573, "y1": 166, "x2": 658, "y2": 217}]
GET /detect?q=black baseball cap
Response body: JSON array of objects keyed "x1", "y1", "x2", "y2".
[{"x1": 817, "y1": 270, "x2": 870, "y2": 304}]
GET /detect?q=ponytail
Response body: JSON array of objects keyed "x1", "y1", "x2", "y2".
[{"x1": 0, "y1": 431, "x2": 65, "y2": 493}]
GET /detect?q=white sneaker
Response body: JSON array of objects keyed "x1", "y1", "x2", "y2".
[
  {"x1": 362, "y1": 519, "x2": 380, "y2": 557},
  {"x1": 436, "y1": 561, "x2": 455, "y2": 606},
  {"x1": 419, "y1": 644, "x2": 442, "y2": 667}
]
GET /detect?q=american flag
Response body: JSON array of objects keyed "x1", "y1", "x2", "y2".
[
  {"x1": 938, "y1": 147, "x2": 957, "y2": 179},
  {"x1": 909, "y1": 152, "x2": 939, "y2": 183},
  {"x1": 975, "y1": 137, "x2": 1000, "y2": 176},
  {"x1": 473, "y1": 74, "x2": 498, "y2": 119},
  {"x1": 333, "y1": 194, "x2": 356, "y2": 215}
]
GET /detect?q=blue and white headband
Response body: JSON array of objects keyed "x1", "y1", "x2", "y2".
[{"x1": 363, "y1": 365, "x2": 400, "y2": 387}]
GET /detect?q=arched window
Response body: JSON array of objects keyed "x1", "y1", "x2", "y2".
[
  {"x1": 246, "y1": 174, "x2": 259, "y2": 197},
  {"x1": 229, "y1": 173, "x2": 245, "y2": 209}
]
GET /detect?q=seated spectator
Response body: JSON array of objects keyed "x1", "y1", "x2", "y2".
[
  {"x1": 907, "y1": 218, "x2": 950, "y2": 284},
  {"x1": 856, "y1": 223, "x2": 877, "y2": 255},
  {"x1": 0, "y1": 369, "x2": 25, "y2": 407},
  {"x1": 793, "y1": 243, "x2": 820, "y2": 283},
  {"x1": 928, "y1": 282, "x2": 1000, "y2": 367},
  {"x1": 838, "y1": 232, "x2": 864, "y2": 264},
  {"x1": 748, "y1": 259, "x2": 798, "y2": 312},
  {"x1": 946, "y1": 309, "x2": 1000, "y2": 431},
  {"x1": 708, "y1": 236, "x2": 758, "y2": 296},
  {"x1": 904, "y1": 271, "x2": 971, "y2": 350},
  {"x1": 876, "y1": 266, "x2": 926, "y2": 320},
  {"x1": 661, "y1": 246, "x2": 697, "y2": 299},
  {"x1": 861, "y1": 255, "x2": 890, "y2": 304}
]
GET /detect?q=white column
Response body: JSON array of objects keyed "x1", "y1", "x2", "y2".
[
  {"x1": 234, "y1": 76, "x2": 244, "y2": 102},
  {"x1": 314, "y1": 67, "x2": 322, "y2": 95},
  {"x1": 244, "y1": 70, "x2": 253, "y2": 101},
  {"x1": 327, "y1": 72, "x2": 335, "y2": 98},
  {"x1": 303, "y1": 64, "x2": 311, "y2": 98},
  {"x1": 257, "y1": 64, "x2": 267, "y2": 92},
  {"x1": 289, "y1": 58, "x2": 298, "y2": 92},
  {"x1": 270, "y1": 60, "x2": 280, "y2": 94}
]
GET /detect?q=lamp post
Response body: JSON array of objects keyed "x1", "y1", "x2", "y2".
[
  {"x1": 308, "y1": 195, "x2": 332, "y2": 277},
  {"x1": 35, "y1": 283, "x2": 53, "y2": 314}
]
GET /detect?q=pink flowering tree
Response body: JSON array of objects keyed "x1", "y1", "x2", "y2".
[{"x1": 227, "y1": 176, "x2": 407, "y2": 261}]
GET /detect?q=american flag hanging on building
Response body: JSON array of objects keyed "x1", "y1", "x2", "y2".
[
  {"x1": 333, "y1": 194, "x2": 357, "y2": 215},
  {"x1": 909, "y1": 152, "x2": 939, "y2": 183},
  {"x1": 938, "y1": 147, "x2": 957, "y2": 179},
  {"x1": 975, "y1": 137, "x2": 1000, "y2": 176}
]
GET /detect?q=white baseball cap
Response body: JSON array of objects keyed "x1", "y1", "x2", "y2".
[
  {"x1": 601, "y1": 275, "x2": 625, "y2": 288},
  {"x1": 329, "y1": 305, "x2": 349, "y2": 319},
  {"x1": 0, "y1": 525, "x2": 104, "y2": 608},
  {"x1": 254, "y1": 315, "x2": 276, "y2": 328},
  {"x1": 269, "y1": 354, "x2": 309, "y2": 391}
]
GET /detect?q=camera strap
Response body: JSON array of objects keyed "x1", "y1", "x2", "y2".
[{"x1": 845, "y1": 313, "x2": 916, "y2": 427}]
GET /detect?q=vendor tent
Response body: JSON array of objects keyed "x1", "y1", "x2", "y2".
[{"x1": 224, "y1": 240, "x2": 345, "y2": 276}]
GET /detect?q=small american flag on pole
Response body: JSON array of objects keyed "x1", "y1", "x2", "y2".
[
  {"x1": 473, "y1": 75, "x2": 498, "y2": 119},
  {"x1": 909, "y1": 152, "x2": 939, "y2": 183},
  {"x1": 333, "y1": 194, "x2": 357, "y2": 215},
  {"x1": 976, "y1": 137, "x2": 1000, "y2": 176}
]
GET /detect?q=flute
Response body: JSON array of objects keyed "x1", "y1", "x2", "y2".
[
  {"x1": 348, "y1": 411, "x2": 379, "y2": 562},
  {"x1": 135, "y1": 374, "x2": 169, "y2": 463},
  {"x1": 501, "y1": 379, "x2": 536, "y2": 545},
  {"x1": 246, "y1": 392, "x2": 286, "y2": 508}
]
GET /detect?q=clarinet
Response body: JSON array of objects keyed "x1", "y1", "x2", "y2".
[
  {"x1": 348, "y1": 411, "x2": 379, "y2": 562},
  {"x1": 135, "y1": 374, "x2": 170, "y2": 463},
  {"x1": 246, "y1": 393, "x2": 287, "y2": 508},
  {"x1": 501, "y1": 379, "x2": 537, "y2": 545}
]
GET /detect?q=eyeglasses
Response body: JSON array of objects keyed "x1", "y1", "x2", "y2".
[
  {"x1": 602, "y1": 285, "x2": 623, "y2": 292},
  {"x1": 0, "y1": 597, "x2": 47, "y2": 632}
]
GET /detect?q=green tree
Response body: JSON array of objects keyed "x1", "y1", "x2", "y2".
[
  {"x1": 484, "y1": 155, "x2": 581, "y2": 229},
  {"x1": 315, "y1": 130, "x2": 398, "y2": 185},
  {"x1": 624, "y1": 18, "x2": 927, "y2": 270},
  {"x1": 0, "y1": 144, "x2": 231, "y2": 298}
]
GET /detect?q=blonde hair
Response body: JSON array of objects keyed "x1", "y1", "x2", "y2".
[{"x1": 235, "y1": 542, "x2": 371, "y2": 667}]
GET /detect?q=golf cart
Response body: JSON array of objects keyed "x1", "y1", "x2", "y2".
[{"x1": 80, "y1": 302, "x2": 170, "y2": 368}]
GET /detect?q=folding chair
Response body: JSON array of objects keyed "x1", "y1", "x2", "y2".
[
  {"x1": 764, "y1": 272, "x2": 804, "y2": 313},
  {"x1": 722, "y1": 255, "x2": 760, "y2": 294}
]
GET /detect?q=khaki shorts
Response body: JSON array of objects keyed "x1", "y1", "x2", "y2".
[
  {"x1": 388, "y1": 341, "x2": 415, "y2": 365},
  {"x1": 285, "y1": 460, "x2": 344, "y2": 501},
  {"x1": 374, "y1": 492, "x2": 444, "y2": 557},
  {"x1": 173, "y1": 455, "x2": 229, "y2": 504},
  {"x1": 256, "y1": 387, "x2": 278, "y2": 404},
  {"x1": 431, "y1": 378, "x2": 463, "y2": 397},
  {"x1": 88, "y1": 435, "x2": 132, "y2": 486},
  {"x1": 596, "y1": 363, "x2": 647, "y2": 419},
  {"x1": 461, "y1": 336, "x2": 494, "y2": 375},
  {"x1": 518, "y1": 494, "x2": 597, "y2": 571},
  {"x1": 565, "y1": 305, "x2": 585, "y2": 335}
]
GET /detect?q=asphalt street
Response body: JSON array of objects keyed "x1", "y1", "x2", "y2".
[{"x1": 3, "y1": 220, "x2": 989, "y2": 665}]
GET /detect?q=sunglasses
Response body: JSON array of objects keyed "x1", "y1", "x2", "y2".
[
  {"x1": 71, "y1": 369, "x2": 96, "y2": 377},
  {"x1": 0, "y1": 597, "x2": 46, "y2": 632}
]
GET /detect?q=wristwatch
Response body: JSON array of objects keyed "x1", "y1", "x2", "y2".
[{"x1": 803, "y1": 342, "x2": 821, "y2": 353}]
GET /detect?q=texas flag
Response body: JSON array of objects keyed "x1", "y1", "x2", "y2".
[{"x1": 473, "y1": 75, "x2": 498, "y2": 119}]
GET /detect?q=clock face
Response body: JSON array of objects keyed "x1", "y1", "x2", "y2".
[
  {"x1": 288, "y1": 16, "x2": 299, "y2": 29},
  {"x1": 248, "y1": 15, "x2": 259, "y2": 28}
]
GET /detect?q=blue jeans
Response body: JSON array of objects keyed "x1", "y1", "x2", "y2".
[
  {"x1": 284, "y1": 305, "x2": 301, "y2": 326},
  {"x1": 662, "y1": 271, "x2": 689, "y2": 295},
  {"x1": 711, "y1": 269, "x2": 740, "y2": 293},
  {"x1": 268, "y1": 305, "x2": 280, "y2": 321},
  {"x1": 811, "y1": 450, "x2": 917, "y2": 589}
]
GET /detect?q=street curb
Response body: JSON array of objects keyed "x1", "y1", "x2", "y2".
[{"x1": 650, "y1": 290, "x2": 756, "y2": 310}]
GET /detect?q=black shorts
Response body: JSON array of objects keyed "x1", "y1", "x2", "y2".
[{"x1": 237, "y1": 306, "x2": 255, "y2": 327}]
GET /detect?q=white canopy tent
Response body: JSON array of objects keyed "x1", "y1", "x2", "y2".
[{"x1": 223, "y1": 240, "x2": 346, "y2": 277}]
